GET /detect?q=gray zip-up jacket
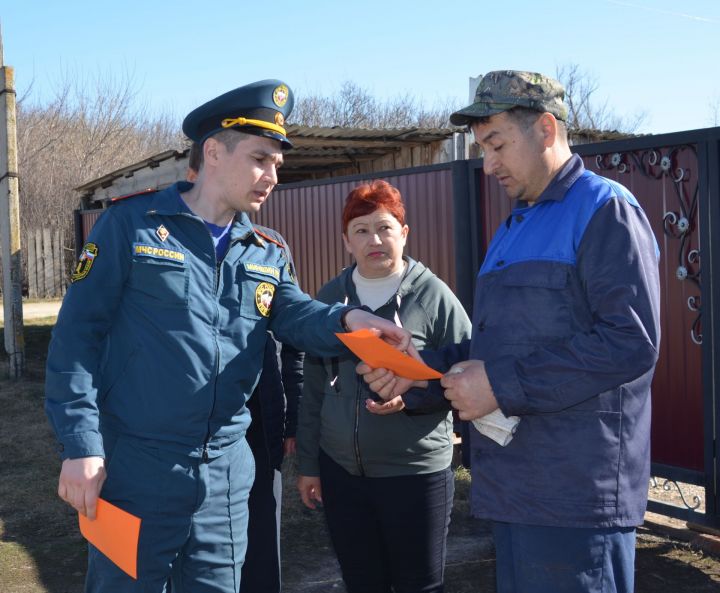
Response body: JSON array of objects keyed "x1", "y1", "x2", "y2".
[{"x1": 296, "y1": 257, "x2": 471, "y2": 477}]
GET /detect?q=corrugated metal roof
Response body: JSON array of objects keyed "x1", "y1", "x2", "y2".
[
  {"x1": 75, "y1": 125, "x2": 456, "y2": 194},
  {"x1": 287, "y1": 124, "x2": 454, "y2": 142}
]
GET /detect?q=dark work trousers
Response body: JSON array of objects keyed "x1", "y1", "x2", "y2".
[
  {"x1": 493, "y1": 522, "x2": 636, "y2": 593},
  {"x1": 240, "y1": 407, "x2": 281, "y2": 593},
  {"x1": 319, "y1": 448, "x2": 454, "y2": 593},
  {"x1": 87, "y1": 435, "x2": 254, "y2": 593}
]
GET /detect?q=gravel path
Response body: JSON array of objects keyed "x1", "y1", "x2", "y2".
[{"x1": 0, "y1": 300, "x2": 62, "y2": 321}]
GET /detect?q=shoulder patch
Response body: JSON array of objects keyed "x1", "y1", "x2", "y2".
[
  {"x1": 72, "y1": 243, "x2": 99, "y2": 283},
  {"x1": 286, "y1": 262, "x2": 297, "y2": 284}
]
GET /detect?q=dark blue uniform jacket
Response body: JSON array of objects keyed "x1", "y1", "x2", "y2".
[{"x1": 45, "y1": 182, "x2": 345, "y2": 461}]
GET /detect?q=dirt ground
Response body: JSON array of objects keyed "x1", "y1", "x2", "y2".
[
  {"x1": 1, "y1": 316, "x2": 720, "y2": 592},
  {"x1": 280, "y1": 460, "x2": 720, "y2": 593}
]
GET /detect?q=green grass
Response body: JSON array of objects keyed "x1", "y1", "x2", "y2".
[
  {"x1": 2, "y1": 319, "x2": 719, "y2": 593},
  {"x1": 0, "y1": 320, "x2": 87, "y2": 593}
]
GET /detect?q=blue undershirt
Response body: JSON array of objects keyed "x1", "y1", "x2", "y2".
[
  {"x1": 204, "y1": 220, "x2": 233, "y2": 260},
  {"x1": 175, "y1": 188, "x2": 234, "y2": 260}
]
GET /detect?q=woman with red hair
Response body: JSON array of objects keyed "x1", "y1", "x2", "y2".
[{"x1": 296, "y1": 180, "x2": 471, "y2": 593}]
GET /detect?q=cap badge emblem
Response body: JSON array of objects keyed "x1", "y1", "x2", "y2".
[{"x1": 272, "y1": 84, "x2": 289, "y2": 108}]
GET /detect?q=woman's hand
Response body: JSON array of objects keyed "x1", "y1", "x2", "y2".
[
  {"x1": 356, "y1": 361, "x2": 428, "y2": 401},
  {"x1": 297, "y1": 475, "x2": 323, "y2": 510},
  {"x1": 365, "y1": 395, "x2": 406, "y2": 415}
]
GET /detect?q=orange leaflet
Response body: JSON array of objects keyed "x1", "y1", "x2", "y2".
[
  {"x1": 79, "y1": 498, "x2": 141, "y2": 579},
  {"x1": 336, "y1": 329, "x2": 442, "y2": 380}
]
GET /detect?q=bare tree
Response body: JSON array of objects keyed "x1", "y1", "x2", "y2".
[
  {"x1": 293, "y1": 81, "x2": 460, "y2": 129},
  {"x1": 556, "y1": 63, "x2": 647, "y2": 133},
  {"x1": 15, "y1": 67, "x2": 185, "y2": 286}
]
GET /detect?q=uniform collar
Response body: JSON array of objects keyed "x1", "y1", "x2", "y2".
[
  {"x1": 514, "y1": 153, "x2": 585, "y2": 209},
  {"x1": 147, "y1": 182, "x2": 258, "y2": 243}
]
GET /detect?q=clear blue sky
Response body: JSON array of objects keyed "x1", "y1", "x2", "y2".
[{"x1": 2, "y1": 0, "x2": 718, "y2": 135}]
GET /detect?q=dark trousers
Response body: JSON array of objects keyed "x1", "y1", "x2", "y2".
[
  {"x1": 493, "y1": 522, "x2": 636, "y2": 593},
  {"x1": 240, "y1": 413, "x2": 280, "y2": 593},
  {"x1": 319, "y1": 449, "x2": 453, "y2": 593},
  {"x1": 88, "y1": 436, "x2": 253, "y2": 593}
]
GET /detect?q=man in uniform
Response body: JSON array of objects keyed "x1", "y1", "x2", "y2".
[
  {"x1": 361, "y1": 71, "x2": 660, "y2": 593},
  {"x1": 45, "y1": 79, "x2": 410, "y2": 593}
]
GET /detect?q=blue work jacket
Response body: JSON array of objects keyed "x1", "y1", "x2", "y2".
[
  {"x1": 45, "y1": 182, "x2": 345, "y2": 461},
  {"x1": 423, "y1": 155, "x2": 661, "y2": 528}
]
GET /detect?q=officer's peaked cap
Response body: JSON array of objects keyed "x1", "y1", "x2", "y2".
[{"x1": 183, "y1": 79, "x2": 294, "y2": 149}]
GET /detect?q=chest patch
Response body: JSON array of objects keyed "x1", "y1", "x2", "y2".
[
  {"x1": 255, "y1": 282, "x2": 275, "y2": 317},
  {"x1": 244, "y1": 262, "x2": 280, "y2": 281},
  {"x1": 133, "y1": 243, "x2": 185, "y2": 263},
  {"x1": 155, "y1": 225, "x2": 170, "y2": 242}
]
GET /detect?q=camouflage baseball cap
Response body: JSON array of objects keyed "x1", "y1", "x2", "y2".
[{"x1": 450, "y1": 70, "x2": 568, "y2": 126}]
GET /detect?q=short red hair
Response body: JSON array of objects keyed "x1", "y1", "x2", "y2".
[{"x1": 342, "y1": 180, "x2": 406, "y2": 234}]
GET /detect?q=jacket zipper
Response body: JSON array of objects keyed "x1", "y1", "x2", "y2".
[
  {"x1": 198, "y1": 222, "x2": 238, "y2": 463},
  {"x1": 353, "y1": 378, "x2": 366, "y2": 476},
  {"x1": 346, "y1": 287, "x2": 405, "y2": 476}
]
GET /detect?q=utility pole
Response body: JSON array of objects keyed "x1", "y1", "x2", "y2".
[{"x1": 0, "y1": 23, "x2": 25, "y2": 378}]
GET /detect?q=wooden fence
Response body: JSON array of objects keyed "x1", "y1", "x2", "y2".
[{"x1": 25, "y1": 227, "x2": 69, "y2": 299}]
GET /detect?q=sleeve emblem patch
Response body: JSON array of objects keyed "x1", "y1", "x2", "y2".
[
  {"x1": 255, "y1": 282, "x2": 275, "y2": 317},
  {"x1": 71, "y1": 243, "x2": 99, "y2": 283},
  {"x1": 286, "y1": 262, "x2": 297, "y2": 285}
]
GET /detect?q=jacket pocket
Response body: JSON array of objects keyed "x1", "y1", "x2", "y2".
[
  {"x1": 528, "y1": 409, "x2": 622, "y2": 508},
  {"x1": 98, "y1": 344, "x2": 141, "y2": 405},
  {"x1": 128, "y1": 257, "x2": 189, "y2": 308},
  {"x1": 494, "y1": 264, "x2": 571, "y2": 343},
  {"x1": 236, "y1": 267, "x2": 279, "y2": 321}
]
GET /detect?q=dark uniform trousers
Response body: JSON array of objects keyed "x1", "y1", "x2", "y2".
[{"x1": 86, "y1": 435, "x2": 255, "y2": 593}]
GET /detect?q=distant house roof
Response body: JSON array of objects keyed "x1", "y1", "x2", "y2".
[{"x1": 75, "y1": 124, "x2": 459, "y2": 200}]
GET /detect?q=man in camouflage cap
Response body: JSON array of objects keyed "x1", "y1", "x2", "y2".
[
  {"x1": 361, "y1": 69, "x2": 660, "y2": 593},
  {"x1": 449, "y1": 70, "x2": 568, "y2": 125}
]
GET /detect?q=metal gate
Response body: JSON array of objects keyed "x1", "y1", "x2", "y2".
[{"x1": 463, "y1": 128, "x2": 720, "y2": 526}]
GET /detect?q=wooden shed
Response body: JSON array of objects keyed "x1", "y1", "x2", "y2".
[{"x1": 75, "y1": 125, "x2": 466, "y2": 206}]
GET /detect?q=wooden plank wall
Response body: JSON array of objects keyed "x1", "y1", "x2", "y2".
[{"x1": 26, "y1": 227, "x2": 68, "y2": 298}]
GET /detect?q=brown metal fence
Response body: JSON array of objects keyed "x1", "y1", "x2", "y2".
[{"x1": 252, "y1": 165, "x2": 458, "y2": 298}]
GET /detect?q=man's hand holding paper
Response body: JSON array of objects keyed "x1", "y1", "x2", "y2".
[{"x1": 441, "y1": 360, "x2": 499, "y2": 421}]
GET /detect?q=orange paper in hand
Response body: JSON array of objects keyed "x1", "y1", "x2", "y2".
[
  {"x1": 336, "y1": 329, "x2": 442, "y2": 380},
  {"x1": 79, "y1": 498, "x2": 141, "y2": 579}
]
